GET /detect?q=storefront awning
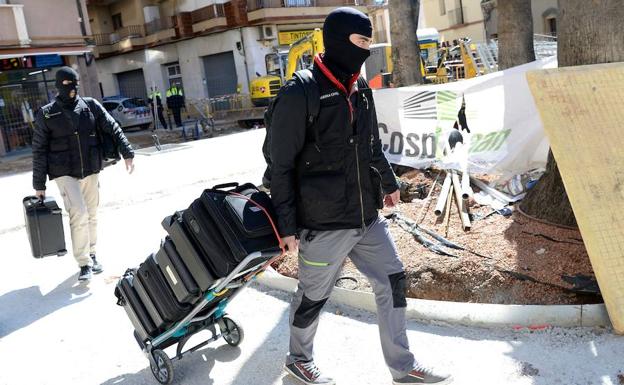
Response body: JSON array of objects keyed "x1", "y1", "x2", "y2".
[{"x1": 0, "y1": 46, "x2": 92, "y2": 60}]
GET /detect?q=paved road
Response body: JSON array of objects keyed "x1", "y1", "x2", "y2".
[{"x1": 0, "y1": 130, "x2": 621, "y2": 385}]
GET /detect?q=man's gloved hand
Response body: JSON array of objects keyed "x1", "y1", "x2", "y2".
[{"x1": 281, "y1": 235, "x2": 299, "y2": 256}]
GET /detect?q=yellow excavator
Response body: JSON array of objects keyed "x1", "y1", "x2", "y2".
[{"x1": 250, "y1": 29, "x2": 324, "y2": 107}]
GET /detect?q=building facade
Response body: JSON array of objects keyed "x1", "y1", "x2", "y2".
[
  {"x1": 421, "y1": 0, "x2": 558, "y2": 44},
  {"x1": 0, "y1": 0, "x2": 97, "y2": 156},
  {"x1": 88, "y1": 0, "x2": 377, "y2": 106}
]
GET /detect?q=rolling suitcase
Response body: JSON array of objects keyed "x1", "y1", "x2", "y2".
[
  {"x1": 161, "y1": 213, "x2": 217, "y2": 291},
  {"x1": 154, "y1": 237, "x2": 201, "y2": 304},
  {"x1": 185, "y1": 183, "x2": 279, "y2": 277},
  {"x1": 136, "y1": 254, "x2": 191, "y2": 324},
  {"x1": 182, "y1": 197, "x2": 236, "y2": 278},
  {"x1": 23, "y1": 196, "x2": 67, "y2": 258},
  {"x1": 115, "y1": 269, "x2": 158, "y2": 343}
]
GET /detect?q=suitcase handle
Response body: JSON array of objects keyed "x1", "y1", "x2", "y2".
[{"x1": 211, "y1": 182, "x2": 239, "y2": 191}]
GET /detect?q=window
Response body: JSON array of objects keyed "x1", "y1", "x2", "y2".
[
  {"x1": 122, "y1": 98, "x2": 147, "y2": 108},
  {"x1": 439, "y1": 0, "x2": 446, "y2": 15},
  {"x1": 167, "y1": 64, "x2": 181, "y2": 77},
  {"x1": 165, "y1": 63, "x2": 183, "y2": 91},
  {"x1": 103, "y1": 102, "x2": 118, "y2": 112},
  {"x1": 112, "y1": 13, "x2": 123, "y2": 30}
]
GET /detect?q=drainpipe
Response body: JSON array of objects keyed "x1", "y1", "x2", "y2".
[
  {"x1": 238, "y1": 28, "x2": 251, "y2": 94},
  {"x1": 75, "y1": 0, "x2": 88, "y2": 39}
]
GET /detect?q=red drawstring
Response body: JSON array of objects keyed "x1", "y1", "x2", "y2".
[{"x1": 225, "y1": 191, "x2": 287, "y2": 280}]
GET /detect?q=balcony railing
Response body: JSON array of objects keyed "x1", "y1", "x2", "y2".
[
  {"x1": 247, "y1": 0, "x2": 372, "y2": 12},
  {"x1": 145, "y1": 17, "x2": 173, "y2": 36},
  {"x1": 191, "y1": 4, "x2": 226, "y2": 23},
  {"x1": 93, "y1": 25, "x2": 143, "y2": 46}
]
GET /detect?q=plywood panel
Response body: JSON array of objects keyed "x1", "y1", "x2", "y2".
[{"x1": 527, "y1": 63, "x2": 624, "y2": 334}]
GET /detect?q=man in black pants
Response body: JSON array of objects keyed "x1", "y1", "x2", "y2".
[{"x1": 269, "y1": 8, "x2": 452, "y2": 385}]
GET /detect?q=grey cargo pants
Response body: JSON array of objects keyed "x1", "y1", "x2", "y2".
[{"x1": 286, "y1": 215, "x2": 416, "y2": 379}]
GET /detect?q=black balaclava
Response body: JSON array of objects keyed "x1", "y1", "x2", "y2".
[
  {"x1": 323, "y1": 7, "x2": 372, "y2": 80},
  {"x1": 55, "y1": 66, "x2": 79, "y2": 105}
]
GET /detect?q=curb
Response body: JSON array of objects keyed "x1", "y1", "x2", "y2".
[{"x1": 257, "y1": 269, "x2": 611, "y2": 329}]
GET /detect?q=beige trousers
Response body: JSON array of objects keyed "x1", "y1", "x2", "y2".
[{"x1": 55, "y1": 174, "x2": 99, "y2": 267}]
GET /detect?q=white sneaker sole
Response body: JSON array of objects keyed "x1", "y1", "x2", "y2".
[
  {"x1": 283, "y1": 364, "x2": 336, "y2": 385},
  {"x1": 392, "y1": 375, "x2": 454, "y2": 385}
]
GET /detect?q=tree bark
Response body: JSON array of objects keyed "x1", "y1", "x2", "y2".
[
  {"x1": 497, "y1": 0, "x2": 535, "y2": 70},
  {"x1": 388, "y1": 0, "x2": 423, "y2": 87},
  {"x1": 520, "y1": 0, "x2": 624, "y2": 227}
]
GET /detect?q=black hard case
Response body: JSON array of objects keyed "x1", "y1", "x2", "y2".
[
  {"x1": 23, "y1": 196, "x2": 67, "y2": 258},
  {"x1": 161, "y1": 213, "x2": 217, "y2": 292},
  {"x1": 136, "y1": 255, "x2": 191, "y2": 324},
  {"x1": 154, "y1": 237, "x2": 201, "y2": 304}
]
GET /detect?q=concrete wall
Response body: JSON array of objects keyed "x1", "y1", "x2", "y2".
[
  {"x1": 89, "y1": 5, "x2": 114, "y2": 35},
  {"x1": 109, "y1": 0, "x2": 146, "y2": 27},
  {"x1": 177, "y1": 28, "x2": 248, "y2": 97},
  {"x1": 19, "y1": 0, "x2": 82, "y2": 38},
  {"x1": 96, "y1": 43, "x2": 180, "y2": 97}
]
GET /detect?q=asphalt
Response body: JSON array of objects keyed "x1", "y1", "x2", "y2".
[{"x1": 0, "y1": 130, "x2": 622, "y2": 385}]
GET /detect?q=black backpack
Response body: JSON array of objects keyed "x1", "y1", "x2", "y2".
[
  {"x1": 261, "y1": 69, "x2": 320, "y2": 189},
  {"x1": 83, "y1": 97, "x2": 121, "y2": 164}
]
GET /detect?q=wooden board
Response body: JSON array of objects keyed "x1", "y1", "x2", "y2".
[{"x1": 527, "y1": 63, "x2": 624, "y2": 334}]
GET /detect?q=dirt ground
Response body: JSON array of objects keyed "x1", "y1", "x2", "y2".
[{"x1": 274, "y1": 168, "x2": 599, "y2": 305}]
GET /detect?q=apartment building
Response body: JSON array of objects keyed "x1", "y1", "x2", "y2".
[
  {"x1": 0, "y1": 0, "x2": 96, "y2": 156},
  {"x1": 420, "y1": 0, "x2": 558, "y2": 44},
  {"x1": 87, "y1": 0, "x2": 378, "y2": 104}
]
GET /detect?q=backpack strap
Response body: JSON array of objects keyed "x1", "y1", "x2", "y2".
[{"x1": 293, "y1": 68, "x2": 321, "y2": 145}]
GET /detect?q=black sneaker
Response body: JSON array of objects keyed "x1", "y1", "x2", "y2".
[
  {"x1": 91, "y1": 254, "x2": 103, "y2": 274},
  {"x1": 284, "y1": 361, "x2": 335, "y2": 385},
  {"x1": 392, "y1": 366, "x2": 453, "y2": 384},
  {"x1": 78, "y1": 265, "x2": 92, "y2": 281}
]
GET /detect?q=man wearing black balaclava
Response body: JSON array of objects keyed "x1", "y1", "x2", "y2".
[
  {"x1": 269, "y1": 7, "x2": 452, "y2": 385},
  {"x1": 32, "y1": 66, "x2": 135, "y2": 283}
]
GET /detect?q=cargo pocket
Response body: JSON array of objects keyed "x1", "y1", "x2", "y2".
[{"x1": 388, "y1": 271, "x2": 407, "y2": 308}]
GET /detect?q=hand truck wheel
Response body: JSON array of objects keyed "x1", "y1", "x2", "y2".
[
  {"x1": 150, "y1": 349, "x2": 174, "y2": 384},
  {"x1": 221, "y1": 316, "x2": 244, "y2": 347}
]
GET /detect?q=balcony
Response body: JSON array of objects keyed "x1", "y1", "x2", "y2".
[
  {"x1": 144, "y1": 17, "x2": 176, "y2": 44},
  {"x1": 0, "y1": 4, "x2": 30, "y2": 47},
  {"x1": 191, "y1": 4, "x2": 227, "y2": 34},
  {"x1": 247, "y1": 0, "x2": 372, "y2": 23},
  {"x1": 93, "y1": 25, "x2": 145, "y2": 56}
]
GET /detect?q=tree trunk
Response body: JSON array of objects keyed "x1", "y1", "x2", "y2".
[
  {"x1": 388, "y1": 0, "x2": 423, "y2": 87},
  {"x1": 520, "y1": 0, "x2": 624, "y2": 227},
  {"x1": 497, "y1": 0, "x2": 535, "y2": 70}
]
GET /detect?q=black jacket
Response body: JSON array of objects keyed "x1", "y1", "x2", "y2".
[
  {"x1": 32, "y1": 96, "x2": 134, "y2": 190},
  {"x1": 270, "y1": 57, "x2": 398, "y2": 236}
]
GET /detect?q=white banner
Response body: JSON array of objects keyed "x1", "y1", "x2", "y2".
[{"x1": 374, "y1": 57, "x2": 557, "y2": 177}]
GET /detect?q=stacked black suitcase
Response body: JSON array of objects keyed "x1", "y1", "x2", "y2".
[{"x1": 115, "y1": 183, "x2": 279, "y2": 346}]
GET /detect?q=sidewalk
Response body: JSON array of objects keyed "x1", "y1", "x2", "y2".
[{"x1": 0, "y1": 130, "x2": 622, "y2": 385}]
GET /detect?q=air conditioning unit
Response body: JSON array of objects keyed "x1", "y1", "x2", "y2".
[{"x1": 259, "y1": 25, "x2": 277, "y2": 40}]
